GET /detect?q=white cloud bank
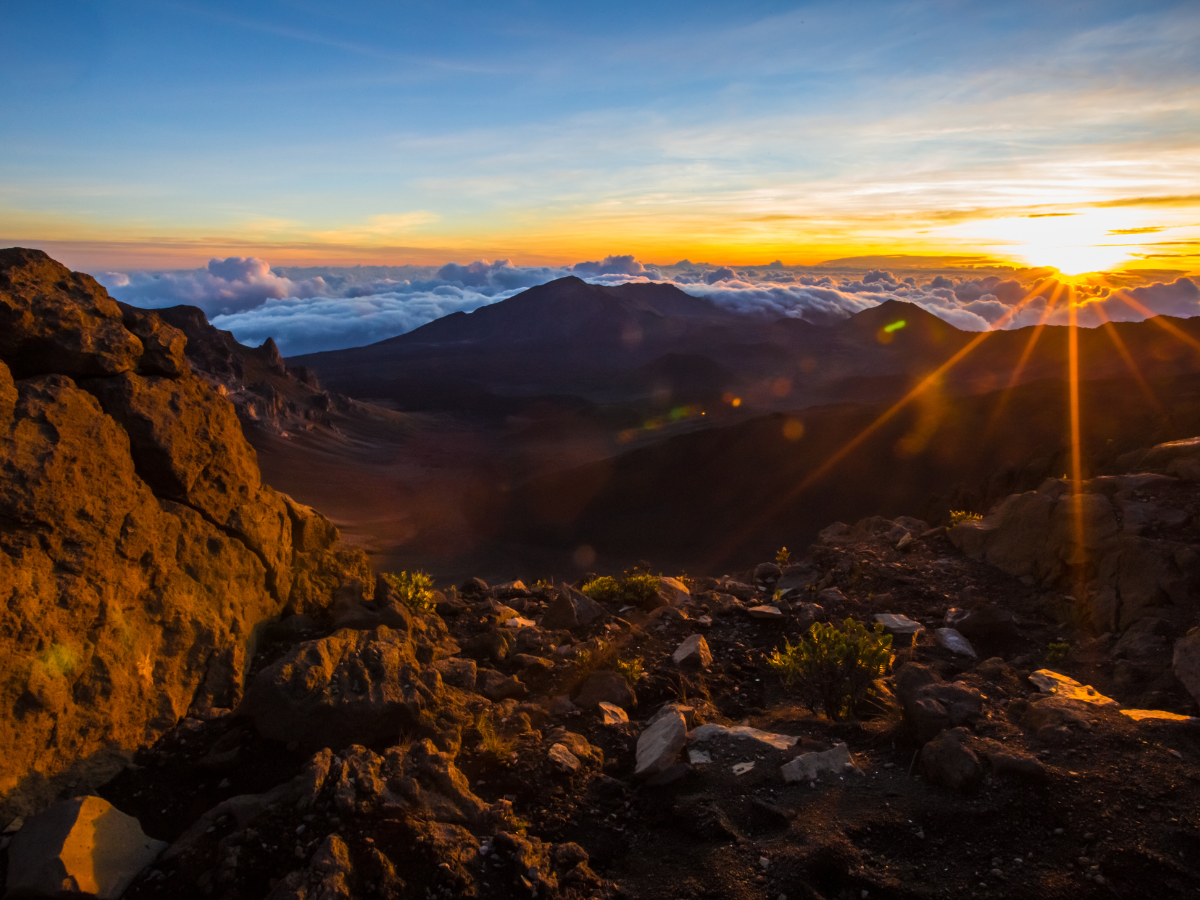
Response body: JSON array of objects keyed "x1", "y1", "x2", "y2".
[{"x1": 95, "y1": 256, "x2": 1200, "y2": 357}]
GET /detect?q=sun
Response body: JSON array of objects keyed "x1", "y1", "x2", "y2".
[
  {"x1": 1020, "y1": 242, "x2": 1131, "y2": 277},
  {"x1": 937, "y1": 208, "x2": 1143, "y2": 276}
]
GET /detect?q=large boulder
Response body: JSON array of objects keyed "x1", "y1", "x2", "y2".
[
  {"x1": 5, "y1": 795, "x2": 166, "y2": 899},
  {"x1": 0, "y1": 249, "x2": 370, "y2": 820},
  {"x1": 950, "y1": 476, "x2": 1199, "y2": 632}
]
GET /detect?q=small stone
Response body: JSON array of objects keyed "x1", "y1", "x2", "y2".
[
  {"x1": 780, "y1": 743, "x2": 854, "y2": 783},
  {"x1": 576, "y1": 670, "x2": 635, "y2": 709},
  {"x1": 548, "y1": 743, "x2": 582, "y2": 774},
  {"x1": 746, "y1": 605, "x2": 783, "y2": 620},
  {"x1": 598, "y1": 702, "x2": 629, "y2": 726},
  {"x1": 732, "y1": 762, "x2": 756, "y2": 775},
  {"x1": 935, "y1": 627, "x2": 977, "y2": 658},
  {"x1": 672, "y1": 634, "x2": 713, "y2": 668},
  {"x1": 759, "y1": 856, "x2": 771, "y2": 869},
  {"x1": 634, "y1": 707, "x2": 688, "y2": 777},
  {"x1": 874, "y1": 614, "x2": 925, "y2": 647}
]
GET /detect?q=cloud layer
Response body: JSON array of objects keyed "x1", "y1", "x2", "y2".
[{"x1": 95, "y1": 256, "x2": 1200, "y2": 357}]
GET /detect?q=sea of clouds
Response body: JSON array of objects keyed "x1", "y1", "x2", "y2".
[{"x1": 95, "y1": 255, "x2": 1200, "y2": 357}]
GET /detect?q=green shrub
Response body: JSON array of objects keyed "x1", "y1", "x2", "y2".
[
  {"x1": 1046, "y1": 641, "x2": 1071, "y2": 662},
  {"x1": 776, "y1": 546, "x2": 791, "y2": 566},
  {"x1": 381, "y1": 570, "x2": 436, "y2": 613},
  {"x1": 767, "y1": 618, "x2": 893, "y2": 720},
  {"x1": 948, "y1": 510, "x2": 983, "y2": 526},
  {"x1": 615, "y1": 655, "x2": 645, "y2": 686},
  {"x1": 581, "y1": 573, "x2": 662, "y2": 606},
  {"x1": 580, "y1": 575, "x2": 623, "y2": 603},
  {"x1": 622, "y1": 573, "x2": 661, "y2": 606}
]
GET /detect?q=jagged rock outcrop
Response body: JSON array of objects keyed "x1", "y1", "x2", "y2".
[
  {"x1": 0, "y1": 248, "x2": 370, "y2": 820},
  {"x1": 949, "y1": 463, "x2": 1200, "y2": 632},
  {"x1": 149, "y1": 302, "x2": 370, "y2": 437}
]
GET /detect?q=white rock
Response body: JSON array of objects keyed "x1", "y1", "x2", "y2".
[
  {"x1": 688, "y1": 748, "x2": 712, "y2": 765},
  {"x1": 635, "y1": 707, "x2": 688, "y2": 777},
  {"x1": 732, "y1": 762, "x2": 756, "y2": 775},
  {"x1": 672, "y1": 634, "x2": 713, "y2": 668},
  {"x1": 504, "y1": 616, "x2": 537, "y2": 629},
  {"x1": 935, "y1": 627, "x2": 978, "y2": 658},
  {"x1": 1028, "y1": 669, "x2": 1117, "y2": 705},
  {"x1": 746, "y1": 605, "x2": 783, "y2": 620},
  {"x1": 874, "y1": 613, "x2": 924, "y2": 636},
  {"x1": 780, "y1": 743, "x2": 855, "y2": 783},
  {"x1": 598, "y1": 702, "x2": 629, "y2": 726},
  {"x1": 6, "y1": 796, "x2": 166, "y2": 900},
  {"x1": 548, "y1": 743, "x2": 582, "y2": 773},
  {"x1": 688, "y1": 723, "x2": 800, "y2": 751}
]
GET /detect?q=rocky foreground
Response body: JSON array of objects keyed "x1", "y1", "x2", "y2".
[{"x1": 1, "y1": 249, "x2": 1199, "y2": 899}]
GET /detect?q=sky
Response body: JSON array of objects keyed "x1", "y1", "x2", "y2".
[{"x1": 2, "y1": 0, "x2": 1200, "y2": 275}]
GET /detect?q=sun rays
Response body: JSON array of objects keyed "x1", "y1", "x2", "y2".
[{"x1": 709, "y1": 272, "x2": 1200, "y2": 602}]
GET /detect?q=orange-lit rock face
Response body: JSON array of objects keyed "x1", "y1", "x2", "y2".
[{"x1": 0, "y1": 249, "x2": 368, "y2": 820}]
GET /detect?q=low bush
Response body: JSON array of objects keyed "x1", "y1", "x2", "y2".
[
  {"x1": 776, "y1": 546, "x2": 791, "y2": 566},
  {"x1": 948, "y1": 510, "x2": 983, "y2": 526},
  {"x1": 767, "y1": 618, "x2": 893, "y2": 720},
  {"x1": 381, "y1": 570, "x2": 437, "y2": 613},
  {"x1": 1046, "y1": 641, "x2": 1071, "y2": 662},
  {"x1": 615, "y1": 655, "x2": 645, "y2": 686},
  {"x1": 581, "y1": 573, "x2": 662, "y2": 606}
]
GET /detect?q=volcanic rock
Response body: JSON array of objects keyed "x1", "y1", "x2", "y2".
[
  {"x1": 549, "y1": 743, "x2": 582, "y2": 774},
  {"x1": 433, "y1": 657, "x2": 479, "y2": 690},
  {"x1": 657, "y1": 576, "x2": 691, "y2": 607},
  {"x1": 672, "y1": 634, "x2": 713, "y2": 668},
  {"x1": 239, "y1": 625, "x2": 453, "y2": 749},
  {"x1": 921, "y1": 728, "x2": 983, "y2": 791},
  {"x1": 1172, "y1": 629, "x2": 1200, "y2": 705},
  {"x1": 943, "y1": 604, "x2": 1018, "y2": 641},
  {"x1": 874, "y1": 613, "x2": 925, "y2": 646},
  {"x1": 895, "y1": 664, "x2": 984, "y2": 743},
  {"x1": 541, "y1": 583, "x2": 607, "y2": 629},
  {"x1": 575, "y1": 671, "x2": 636, "y2": 709},
  {"x1": 6, "y1": 795, "x2": 166, "y2": 900},
  {"x1": 634, "y1": 707, "x2": 688, "y2": 778},
  {"x1": 780, "y1": 743, "x2": 854, "y2": 783},
  {"x1": 598, "y1": 702, "x2": 629, "y2": 725},
  {"x1": 0, "y1": 249, "x2": 370, "y2": 819},
  {"x1": 935, "y1": 627, "x2": 978, "y2": 658}
]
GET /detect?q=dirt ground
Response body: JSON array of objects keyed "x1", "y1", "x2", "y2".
[{"x1": 64, "y1": 526, "x2": 1200, "y2": 899}]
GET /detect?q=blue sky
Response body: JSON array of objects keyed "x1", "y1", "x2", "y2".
[{"x1": 2, "y1": 0, "x2": 1199, "y2": 272}]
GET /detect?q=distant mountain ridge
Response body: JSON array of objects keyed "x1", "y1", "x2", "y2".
[{"x1": 389, "y1": 276, "x2": 740, "y2": 349}]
